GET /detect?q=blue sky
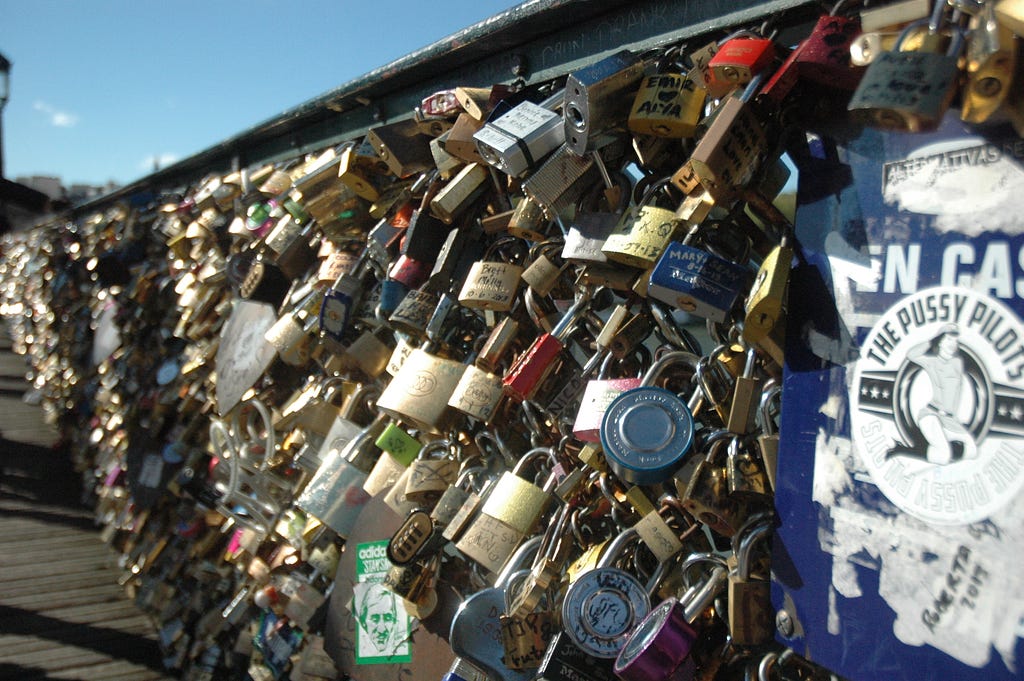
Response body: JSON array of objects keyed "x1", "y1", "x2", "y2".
[{"x1": 1, "y1": 0, "x2": 523, "y2": 186}]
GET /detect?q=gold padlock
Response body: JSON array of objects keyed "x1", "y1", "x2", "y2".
[
  {"x1": 455, "y1": 451, "x2": 555, "y2": 573},
  {"x1": 376, "y1": 346, "x2": 465, "y2": 433},
  {"x1": 602, "y1": 181, "x2": 683, "y2": 269},
  {"x1": 628, "y1": 53, "x2": 707, "y2": 138}
]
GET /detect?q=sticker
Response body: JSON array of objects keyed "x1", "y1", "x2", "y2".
[
  {"x1": 353, "y1": 540, "x2": 412, "y2": 665},
  {"x1": 776, "y1": 114, "x2": 1024, "y2": 679},
  {"x1": 851, "y1": 287, "x2": 1024, "y2": 525}
]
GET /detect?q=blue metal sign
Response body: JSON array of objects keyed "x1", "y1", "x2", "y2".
[{"x1": 774, "y1": 113, "x2": 1024, "y2": 680}]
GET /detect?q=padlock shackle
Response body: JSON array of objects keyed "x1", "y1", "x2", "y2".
[
  {"x1": 735, "y1": 520, "x2": 773, "y2": 578},
  {"x1": 496, "y1": 535, "x2": 543, "y2": 588},
  {"x1": 683, "y1": 565, "x2": 728, "y2": 622},
  {"x1": 641, "y1": 349, "x2": 701, "y2": 388},
  {"x1": 596, "y1": 526, "x2": 640, "y2": 569}
]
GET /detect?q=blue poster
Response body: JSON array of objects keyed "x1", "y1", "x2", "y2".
[{"x1": 774, "y1": 114, "x2": 1024, "y2": 680}]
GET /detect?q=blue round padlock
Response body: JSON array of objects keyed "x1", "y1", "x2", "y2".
[{"x1": 600, "y1": 386, "x2": 694, "y2": 485}]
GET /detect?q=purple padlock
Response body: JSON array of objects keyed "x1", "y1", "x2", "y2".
[{"x1": 613, "y1": 566, "x2": 728, "y2": 681}]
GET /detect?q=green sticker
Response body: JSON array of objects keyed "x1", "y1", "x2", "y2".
[{"x1": 353, "y1": 540, "x2": 412, "y2": 664}]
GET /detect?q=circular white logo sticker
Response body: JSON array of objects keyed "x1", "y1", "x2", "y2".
[{"x1": 850, "y1": 287, "x2": 1024, "y2": 525}]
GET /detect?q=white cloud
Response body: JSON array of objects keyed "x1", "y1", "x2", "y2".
[
  {"x1": 33, "y1": 100, "x2": 79, "y2": 127},
  {"x1": 139, "y1": 153, "x2": 180, "y2": 171}
]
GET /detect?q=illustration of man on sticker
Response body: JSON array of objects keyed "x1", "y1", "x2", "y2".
[
  {"x1": 888, "y1": 323, "x2": 979, "y2": 464},
  {"x1": 354, "y1": 581, "x2": 409, "y2": 660}
]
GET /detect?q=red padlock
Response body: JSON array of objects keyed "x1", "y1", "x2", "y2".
[
  {"x1": 707, "y1": 35, "x2": 776, "y2": 98},
  {"x1": 794, "y1": 13, "x2": 865, "y2": 90},
  {"x1": 503, "y1": 289, "x2": 593, "y2": 402}
]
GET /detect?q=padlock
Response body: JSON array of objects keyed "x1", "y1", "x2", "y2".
[
  {"x1": 727, "y1": 346, "x2": 764, "y2": 435},
  {"x1": 444, "y1": 113, "x2": 488, "y2": 164},
  {"x1": 727, "y1": 518, "x2": 774, "y2": 646},
  {"x1": 628, "y1": 487, "x2": 685, "y2": 563},
  {"x1": 560, "y1": 527, "x2": 651, "y2": 659},
  {"x1": 376, "y1": 346, "x2": 465, "y2": 433},
  {"x1": 382, "y1": 554, "x2": 440, "y2": 618},
  {"x1": 707, "y1": 31, "x2": 776, "y2": 98},
  {"x1": 695, "y1": 346, "x2": 742, "y2": 426},
  {"x1": 335, "y1": 139, "x2": 387, "y2": 201},
  {"x1": 613, "y1": 566, "x2": 728, "y2": 680},
  {"x1": 573, "y1": 359, "x2": 643, "y2": 443},
  {"x1": 848, "y1": 3, "x2": 967, "y2": 132},
  {"x1": 598, "y1": 351, "x2": 698, "y2": 486},
  {"x1": 476, "y1": 316, "x2": 522, "y2": 373},
  {"x1": 679, "y1": 432, "x2": 750, "y2": 537},
  {"x1": 629, "y1": 46, "x2": 707, "y2": 138},
  {"x1": 521, "y1": 144, "x2": 601, "y2": 217},
  {"x1": 294, "y1": 413, "x2": 388, "y2": 539},
  {"x1": 534, "y1": 630, "x2": 617, "y2": 681},
  {"x1": 507, "y1": 195, "x2": 550, "y2": 242},
  {"x1": 499, "y1": 575, "x2": 557, "y2": 670},
  {"x1": 336, "y1": 326, "x2": 394, "y2": 378},
  {"x1": 503, "y1": 287, "x2": 593, "y2": 402},
  {"x1": 474, "y1": 90, "x2": 565, "y2": 177},
  {"x1": 366, "y1": 118, "x2": 435, "y2": 178},
  {"x1": 580, "y1": 303, "x2": 632, "y2": 377},
  {"x1": 449, "y1": 536, "x2": 543, "y2": 681},
  {"x1": 430, "y1": 163, "x2": 490, "y2": 224},
  {"x1": 458, "y1": 236, "x2": 526, "y2": 312},
  {"x1": 677, "y1": 73, "x2": 770, "y2": 203},
  {"x1": 726, "y1": 435, "x2": 771, "y2": 501},
  {"x1": 387, "y1": 288, "x2": 439, "y2": 338},
  {"x1": 448, "y1": 356, "x2": 507, "y2": 425},
  {"x1": 404, "y1": 439, "x2": 459, "y2": 505},
  {"x1": 795, "y1": 9, "x2": 867, "y2": 90},
  {"x1": 455, "y1": 449, "x2": 555, "y2": 574},
  {"x1": 520, "y1": 240, "x2": 568, "y2": 298},
  {"x1": 318, "y1": 246, "x2": 384, "y2": 345},
  {"x1": 504, "y1": 503, "x2": 575, "y2": 622},
  {"x1": 264, "y1": 291, "x2": 322, "y2": 368},
  {"x1": 602, "y1": 179, "x2": 684, "y2": 269},
  {"x1": 648, "y1": 241, "x2": 751, "y2": 324},
  {"x1": 743, "y1": 238, "x2": 792, "y2": 346},
  {"x1": 961, "y1": 2, "x2": 1017, "y2": 123},
  {"x1": 563, "y1": 50, "x2": 645, "y2": 154},
  {"x1": 401, "y1": 204, "x2": 451, "y2": 263},
  {"x1": 755, "y1": 382, "x2": 782, "y2": 492},
  {"x1": 362, "y1": 423, "x2": 419, "y2": 497}
]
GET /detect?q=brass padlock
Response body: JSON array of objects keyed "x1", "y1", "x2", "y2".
[
  {"x1": 727, "y1": 346, "x2": 764, "y2": 435},
  {"x1": 376, "y1": 346, "x2": 465, "y2": 433},
  {"x1": 679, "y1": 433, "x2": 750, "y2": 537},
  {"x1": 404, "y1": 439, "x2": 459, "y2": 505},
  {"x1": 848, "y1": 5, "x2": 966, "y2": 131},
  {"x1": 458, "y1": 236, "x2": 526, "y2": 312},
  {"x1": 430, "y1": 162, "x2": 489, "y2": 224},
  {"x1": 726, "y1": 435, "x2": 771, "y2": 501},
  {"x1": 455, "y1": 450, "x2": 555, "y2": 574},
  {"x1": 629, "y1": 46, "x2": 707, "y2": 138},
  {"x1": 727, "y1": 518, "x2": 774, "y2": 646},
  {"x1": 961, "y1": 3, "x2": 1017, "y2": 123},
  {"x1": 602, "y1": 180, "x2": 683, "y2": 269},
  {"x1": 677, "y1": 73, "x2": 769, "y2": 203},
  {"x1": 743, "y1": 239, "x2": 793, "y2": 346}
]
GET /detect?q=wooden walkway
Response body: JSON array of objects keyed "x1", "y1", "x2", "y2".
[{"x1": 0, "y1": 332, "x2": 178, "y2": 681}]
